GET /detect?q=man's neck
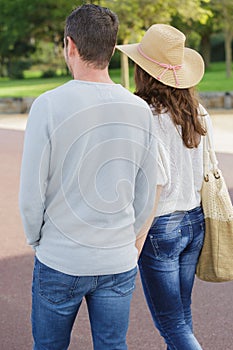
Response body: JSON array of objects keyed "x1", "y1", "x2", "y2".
[
  {"x1": 65, "y1": 41, "x2": 115, "y2": 84},
  {"x1": 73, "y1": 65, "x2": 114, "y2": 84}
]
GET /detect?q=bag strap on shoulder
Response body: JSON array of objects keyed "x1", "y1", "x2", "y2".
[{"x1": 199, "y1": 105, "x2": 219, "y2": 181}]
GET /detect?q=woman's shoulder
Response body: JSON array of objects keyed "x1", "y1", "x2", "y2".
[
  {"x1": 151, "y1": 109, "x2": 177, "y2": 135},
  {"x1": 198, "y1": 103, "x2": 213, "y2": 131},
  {"x1": 198, "y1": 103, "x2": 210, "y2": 119}
]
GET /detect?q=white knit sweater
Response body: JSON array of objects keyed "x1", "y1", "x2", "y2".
[{"x1": 154, "y1": 105, "x2": 213, "y2": 217}]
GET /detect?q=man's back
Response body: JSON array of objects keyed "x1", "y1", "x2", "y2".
[{"x1": 19, "y1": 80, "x2": 157, "y2": 275}]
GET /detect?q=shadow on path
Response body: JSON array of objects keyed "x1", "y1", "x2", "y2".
[{"x1": 1, "y1": 253, "x2": 233, "y2": 350}]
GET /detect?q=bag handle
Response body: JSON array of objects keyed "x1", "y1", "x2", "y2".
[{"x1": 201, "y1": 107, "x2": 220, "y2": 182}]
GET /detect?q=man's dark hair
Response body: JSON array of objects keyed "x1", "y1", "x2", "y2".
[{"x1": 64, "y1": 4, "x2": 119, "y2": 69}]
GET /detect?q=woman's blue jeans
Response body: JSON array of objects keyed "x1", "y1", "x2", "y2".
[
  {"x1": 32, "y1": 257, "x2": 137, "y2": 350},
  {"x1": 138, "y1": 206, "x2": 204, "y2": 350}
]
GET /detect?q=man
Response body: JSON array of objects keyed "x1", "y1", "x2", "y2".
[{"x1": 19, "y1": 4, "x2": 158, "y2": 350}]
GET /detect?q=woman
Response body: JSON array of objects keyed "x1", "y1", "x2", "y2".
[{"x1": 117, "y1": 24, "x2": 213, "y2": 349}]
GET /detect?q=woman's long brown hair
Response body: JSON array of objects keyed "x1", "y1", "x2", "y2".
[{"x1": 134, "y1": 65, "x2": 206, "y2": 148}]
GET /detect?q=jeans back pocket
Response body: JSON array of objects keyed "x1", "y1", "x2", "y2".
[
  {"x1": 112, "y1": 267, "x2": 137, "y2": 296},
  {"x1": 38, "y1": 261, "x2": 79, "y2": 304},
  {"x1": 149, "y1": 229, "x2": 182, "y2": 261}
]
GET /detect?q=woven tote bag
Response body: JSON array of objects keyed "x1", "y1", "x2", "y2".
[{"x1": 196, "y1": 116, "x2": 233, "y2": 282}]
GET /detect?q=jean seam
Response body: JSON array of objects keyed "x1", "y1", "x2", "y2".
[
  {"x1": 70, "y1": 277, "x2": 80, "y2": 297},
  {"x1": 186, "y1": 224, "x2": 193, "y2": 245},
  {"x1": 90, "y1": 276, "x2": 98, "y2": 293},
  {"x1": 139, "y1": 264, "x2": 178, "y2": 350}
]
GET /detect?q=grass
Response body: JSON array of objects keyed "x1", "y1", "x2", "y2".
[
  {"x1": 0, "y1": 62, "x2": 232, "y2": 98},
  {"x1": 0, "y1": 76, "x2": 70, "y2": 98},
  {"x1": 109, "y1": 67, "x2": 135, "y2": 88},
  {"x1": 198, "y1": 62, "x2": 233, "y2": 92}
]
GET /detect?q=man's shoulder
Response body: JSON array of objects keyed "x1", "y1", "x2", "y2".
[
  {"x1": 44, "y1": 80, "x2": 72, "y2": 98},
  {"x1": 118, "y1": 86, "x2": 149, "y2": 108},
  {"x1": 33, "y1": 81, "x2": 71, "y2": 103}
]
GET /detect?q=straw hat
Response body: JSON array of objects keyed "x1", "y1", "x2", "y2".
[{"x1": 116, "y1": 24, "x2": 204, "y2": 89}]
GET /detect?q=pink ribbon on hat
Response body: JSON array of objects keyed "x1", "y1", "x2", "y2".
[{"x1": 137, "y1": 45, "x2": 182, "y2": 87}]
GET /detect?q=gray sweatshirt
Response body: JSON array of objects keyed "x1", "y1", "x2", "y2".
[{"x1": 19, "y1": 80, "x2": 158, "y2": 276}]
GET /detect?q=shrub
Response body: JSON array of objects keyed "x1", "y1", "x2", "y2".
[
  {"x1": 7, "y1": 60, "x2": 31, "y2": 79},
  {"x1": 42, "y1": 69, "x2": 57, "y2": 78}
]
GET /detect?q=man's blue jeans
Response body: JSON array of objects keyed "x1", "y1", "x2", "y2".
[
  {"x1": 32, "y1": 257, "x2": 137, "y2": 350},
  {"x1": 138, "y1": 206, "x2": 204, "y2": 350}
]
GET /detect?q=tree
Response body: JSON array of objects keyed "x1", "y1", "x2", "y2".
[
  {"x1": 0, "y1": 0, "x2": 215, "y2": 80},
  {"x1": 101, "y1": 0, "x2": 211, "y2": 87},
  {"x1": 212, "y1": 0, "x2": 233, "y2": 78},
  {"x1": 0, "y1": 0, "x2": 81, "y2": 77},
  {"x1": 171, "y1": 0, "x2": 214, "y2": 68},
  {"x1": 175, "y1": 0, "x2": 233, "y2": 76},
  {"x1": 0, "y1": 0, "x2": 35, "y2": 77},
  {"x1": 99, "y1": 0, "x2": 144, "y2": 88}
]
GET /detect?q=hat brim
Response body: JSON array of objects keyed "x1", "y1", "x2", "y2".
[{"x1": 116, "y1": 43, "x2": 204, "y2": 89}]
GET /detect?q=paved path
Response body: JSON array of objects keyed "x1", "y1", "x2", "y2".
[
  {"x1": 0, "y1": 111, "x2": 233, "y2": 350},
  {"x1": 0, "y1": 108, "x2": 233, "y2": 154}
]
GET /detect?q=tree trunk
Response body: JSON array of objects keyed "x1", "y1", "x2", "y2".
[
  {"x1": 200, "y1": 34, "x2": 211, "y2": 69},
  {"x1": 120, "y1": 39, "x2": 129, "y2": 89},
  {"x1": 0, "y1": 57, "x2": 6, "y2": 77},
  {"x1": 224, "y1": 31, "x2": 232, "y2": 78},
  {"x1": 120, "y1": 53, "x2": 129, "y2": 89}
]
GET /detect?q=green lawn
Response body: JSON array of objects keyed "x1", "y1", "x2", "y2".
[
  {"x1": 0, "y1": 76, "x2": 70, "y2": 98},
  {"x1": 0, "y1": 62, "x2": 232, "y2": 98},
  {"x1": 198, "y1": 62, "x2": 233, "y2": 92}
]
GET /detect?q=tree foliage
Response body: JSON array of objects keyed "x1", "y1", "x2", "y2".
[
  {"x1": 211, "y1": 0, "x2": 233, "y2": 77},
  {"x1": 100, "y1": 0, "x2": 211, "y2": 43},
  {"x1": 0, "y1": 0, "x2": 232, "y2": 80},
  {"x1": 0, "y1": 0, "x2": 79, "y2": 77},
  {"x1": 100, "y1": 0, "x2": 211, "y2": 87},
  {"x1": 0, "y1": 0, "x2": 34, "y2": 76}
]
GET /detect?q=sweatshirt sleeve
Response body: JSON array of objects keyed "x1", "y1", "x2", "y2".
[
  {"x1": 19, "y1": 94, "x2": 51, "y2": 249},
  {"x1": 133, "y1": 111, "x2": 158, "y2": 235}
]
